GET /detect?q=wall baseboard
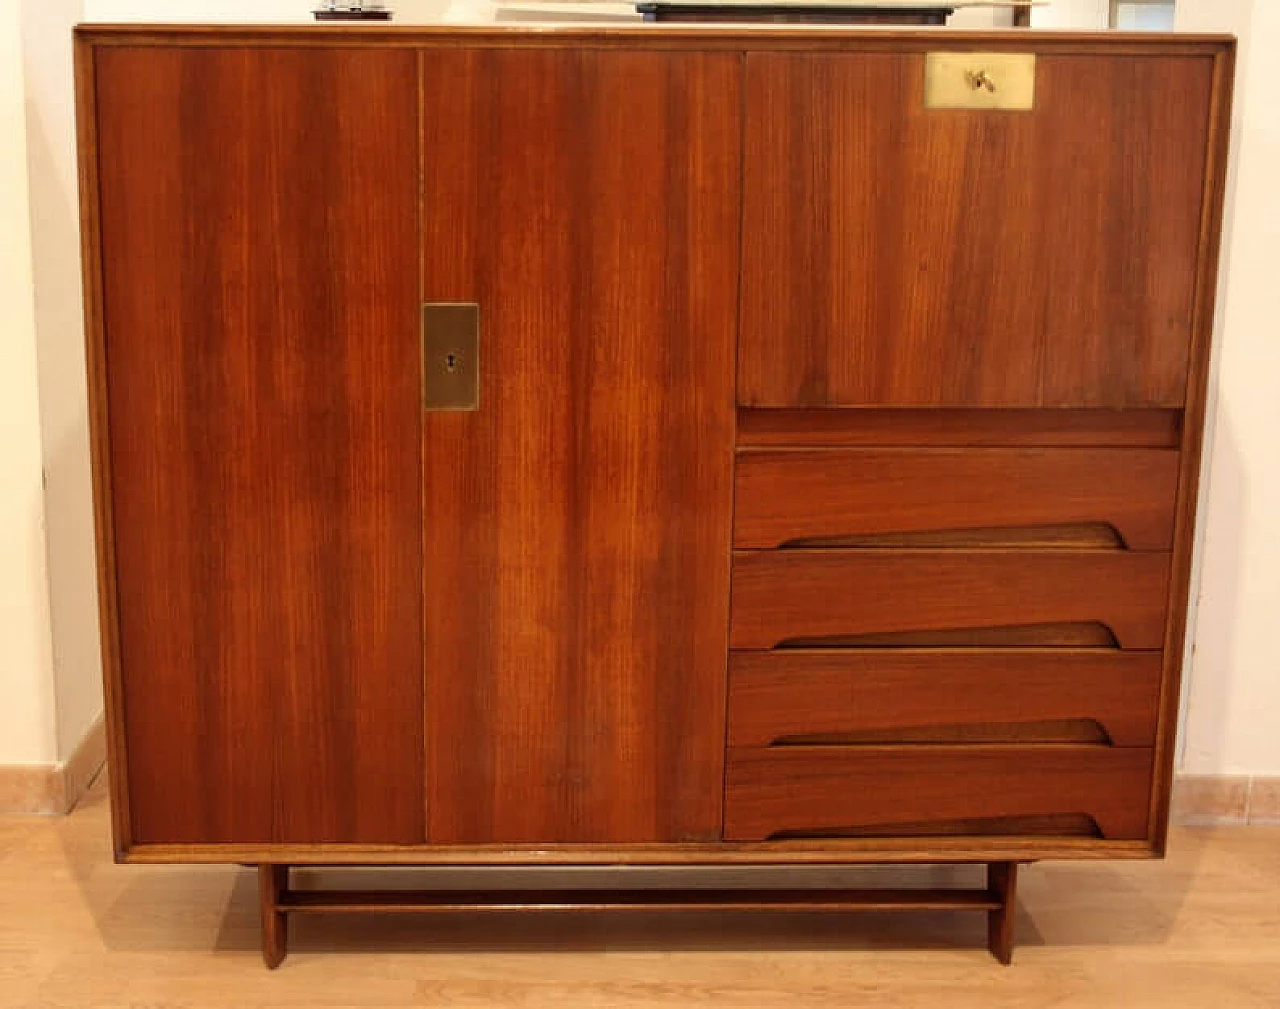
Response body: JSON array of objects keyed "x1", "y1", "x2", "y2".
[
  {"x1": 0, "y1": 715, "x2": 106, "y2": 814},
  {"x1": 1172, "y1": 774, "x2": 1280, "y2": 825}
]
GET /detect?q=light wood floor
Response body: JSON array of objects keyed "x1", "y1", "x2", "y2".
[{"x1": 3, "y1": 774, "x2": 1279, "y2": 1008}]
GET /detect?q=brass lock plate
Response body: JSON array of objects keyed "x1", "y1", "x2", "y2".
[
  {"x1": 925, "y1": 52, "x2": 1037, "y2": 111},
  {"x1": 422, "y1": 303, "x2": 479, "y2": 411}
]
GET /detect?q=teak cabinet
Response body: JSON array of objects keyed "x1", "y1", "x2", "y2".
[{"x1": 76, "y1": 25, "x2": 1234, "y2": 964}]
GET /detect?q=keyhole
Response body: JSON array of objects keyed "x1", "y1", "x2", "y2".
[
  {"x1": 445, "y1": 352, "x2": 460, "y2": 373},
  {"x1": 967, "y1": 70, "x2": 997, "y2": 93}
]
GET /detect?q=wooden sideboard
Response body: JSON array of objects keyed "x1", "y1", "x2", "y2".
[{"x1": 75, "y1": 25, "x2": 1234, "y2": 966}]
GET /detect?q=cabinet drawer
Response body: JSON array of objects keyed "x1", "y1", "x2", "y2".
[
  {"x1": 729, "y1": 650, "x2": 1163, "y2": 748},
  {"x1": 730, "y1": 550, "x2": 1170, "y2": 650},
  {"x1": 725, "y1": 745, "x2": 1154, "y2": 841},
  {"x1": 734, "y1": 448, "x2": 1179, "y2": 551}
]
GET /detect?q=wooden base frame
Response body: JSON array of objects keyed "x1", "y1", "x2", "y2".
[{"x1": 256, "y1": 861, "x2": 1020, "y2": 967}]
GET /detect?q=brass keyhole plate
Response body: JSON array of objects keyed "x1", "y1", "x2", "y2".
[
  {"x1": 422, "y1": 303, "x2": 480, "y2": 411},
  {"x1": 925, "y1": 53, "x2": 1037, "y2": 111}
]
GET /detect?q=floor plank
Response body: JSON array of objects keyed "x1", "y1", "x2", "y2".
[{"x1": 2, "y1": 775, "x2": 1278, "y2": 1007}]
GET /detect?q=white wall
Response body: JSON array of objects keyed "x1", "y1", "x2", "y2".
[
  {"x1": 82, "y1": 0, "x2": 998, "y2": 24},
  {"x1": 20, "y1": 0, "x2": 103, "y2": 763},
  {"x1": 948, "y1": 8, "x2": 1014, "y2": 28},
  {"x1": 84, "y1": 0, "x2": 447, "y2": 21},
  {"x1": 85, "y1": 0, "x2": 316, "y2": 19},
  {"x1": 1032, "y1": 0, "x2": 1110, "y2": 28},
  {"x1": 1114, "y1": 3, "x2": 1176, "y2": 30},
  {"x1": 0, "y1": 0, "x2": 59, "y2": 767},
  {"x1": 1177, "y1": 0, "x2": 1280, "y2": 775}
]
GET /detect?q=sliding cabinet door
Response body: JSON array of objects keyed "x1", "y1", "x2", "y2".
[
  {"x1": 96, "y1": 47, "x2": 424, "y2": 844},
  {"x1": 420, "y1": 50, "x2": 741, "y2": 843}
]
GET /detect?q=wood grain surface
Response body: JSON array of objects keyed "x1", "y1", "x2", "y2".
[
  {"x1": 78, "y1": 31, "x2": 1235, "y2": 867},
  {"x1": 95, "y1": 47, "x2": 424, "y2": 844},
  {"x1": 418, "y1": 49, "x2": 740, "y2": 844},
  {"x1": 74, "y1": 24, "x2": 1237, "y2": 54},
  {"x1": 728, "y1": 649, "x2": 1163, "y2": 747},
  {"x1": 736, "y1": 408, "x2": 1184, "y2": 447},
  {"x1": 725, "y1": 745, "x2": 1155, "y2": 841},
  {"x1": 733, "y1": 448, "x2": 1179, "y2": 550},
  {"x1": 730, "y1": 549, "x2": 1170, "y2": 649},
  {"x1": 74, "y1": 34, "x2": 133, "y2": 852},
  {"x1": 740, "y1": 52, "x2": 1215, "y2": 407},
  {"x1": 1148, "y1": 46, "x2": 1237, "y2": 851}
]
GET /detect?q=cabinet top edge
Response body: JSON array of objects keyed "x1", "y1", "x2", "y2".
[{"x1": 74, "y1": 24, "x2": 1235, "y2": 53}]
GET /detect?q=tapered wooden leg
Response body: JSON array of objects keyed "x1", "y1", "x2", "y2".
[
  {"x1": 258, "y1": 864, "x2": 289, "y2": 969},
  {"x1": 986, "y1": 862, "x2": 1018, "y2": 965}
]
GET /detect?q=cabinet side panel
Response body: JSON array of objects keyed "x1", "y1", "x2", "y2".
[
  {"x1": 76, "y1": 37, "x2": 132, "y2": 853},
  {"x1": 420, "y1": 50, "x2": 739, "y2": 843},
  {"x1": 1150, "y1": 46, "x2": 1237, "y2": 850},
  {"x1": 740, "y1": 52, "x2": 1214, "y2": 407},
  {"x1": 96, "y1": 46, "x2": 424, "y2": 844}
]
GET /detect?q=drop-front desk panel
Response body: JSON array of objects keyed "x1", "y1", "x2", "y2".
[{"x1": 76, "y1": 24, "x2": 1233, "y2": 964}]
